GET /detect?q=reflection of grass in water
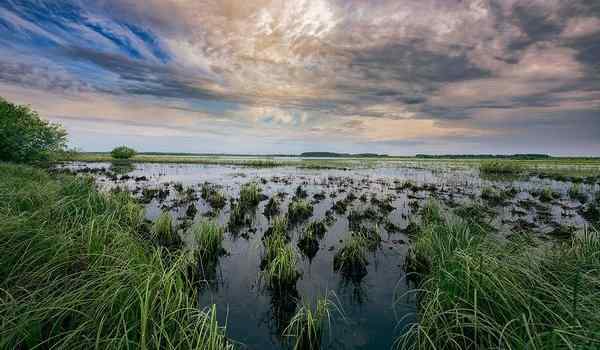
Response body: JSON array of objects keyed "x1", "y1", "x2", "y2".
[
  {"x1": 0, "y1": 163, "x2": 230, "y2": 349},
  {"x1": 398, "y1": 200, "x2": 600, "y2": 350}
]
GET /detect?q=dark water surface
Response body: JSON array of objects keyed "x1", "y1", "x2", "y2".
[{"x1": 59, "y1": 162, "x2": 599, "y2": 349}]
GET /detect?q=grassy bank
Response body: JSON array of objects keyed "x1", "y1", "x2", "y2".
[
  {"x1": 398, "y1": 206, "x2": 600, "y2": 349},
  {"x1": 0, "y1": 163, "x2": 230, "y2": 349}
]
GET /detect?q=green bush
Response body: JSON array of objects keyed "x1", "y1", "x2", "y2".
[
  {"x1": 0, "y1": 97, "x2": 67, "y2": 163},
  {"x1": 110, "y1": 146, "x2": 137, "y2": 159}
]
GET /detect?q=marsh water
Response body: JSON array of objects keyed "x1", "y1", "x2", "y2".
[{"x1": 59, "y1": 161, "x2": 599, "y2": 349}]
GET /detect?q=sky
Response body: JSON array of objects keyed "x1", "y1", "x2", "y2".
[{"x1": 0, "y1": 0, "x2": 599, "y2": 155}]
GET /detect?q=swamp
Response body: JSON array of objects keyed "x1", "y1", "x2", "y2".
[{"x1": 41, "y1": 157, "x2": 600, "y2": 349}]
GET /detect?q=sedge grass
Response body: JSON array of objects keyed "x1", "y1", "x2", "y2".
[
  {"x1": 284, "y1": 294, "x2": 342, "y2": 350},
  {"x1": 189, "y1": 219, "x2": 224, "y2": 261},
  {"x1": 333, "y1": 233, "x2": 368, "y2": 281},
  {"x1": 240, "y1": 182, "x2": 262, "y2": 208},
  {"x1": 152, "y1": 210, "x2": 178, "y2": 245},
  {"x1": 0, "y1": 163, "x2": 231, "y2": 349},
  {"x1": 264, "y1": 245, "x2": 301, "y2": 290},
  {"x1": 397, "y1": 201, "x2": 600, "y2": 350}
]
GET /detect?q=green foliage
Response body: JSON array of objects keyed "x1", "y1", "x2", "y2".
[
  {"x1": 288, "y1": 200, "x2": 314, "y2": 224},
  {"x1": 110, "y1": 145, "x2": 137, "y2": 159},
  {"x1": 264, "y1": 245, "x2": 300, "y2": 290},
  {"x1": 201, "y1": 183, "x2": 227, "y2": 210},
  {"x1": 0, "y1": 163, "x2": 230, "y2": 349},
  {"x1": 284, "y1": 294, "x2": 341, "y2": 350},
  {"x1": 240, "y1": 182, "x2": 262, "y2": 208},
  {"x1": 398, "y1": 202, "x2": 600, "y2": 350},
  {"x1": 152, "y1": 210, "x2": 176, "y2": 244},
  {"x1": 333, "y1": 233, "x2": 368, "y2": 281},
  {"x1": 0, "y1": 97, "x2": 67, "y2": 163},
  {"x1": 263, "y1": 216, "x2": 289, "y2": 265},
  {"x1": 480, "y1": 160, "x2": 525, "y2": 175},
  {"x1": 189, "y1": 220, "x2": 224, "y2": 261}
]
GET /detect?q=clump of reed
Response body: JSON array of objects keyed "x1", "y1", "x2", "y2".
[
  {"x1": 333, "y1": 233, "x2": 369, "y2": 281},
  {"x1": 479, "y1": 160, "x2": 526, "y2": 175},
  {"x1": 201, "y1": 183, "x2": 227, "y2": 210},
  {"x1": 288, "y1": 200, "x2": 314, "y2": 224},
  {"x1": 284, "y1": 294, "x2": 341, "y2": 350},
  {"x1": 261, "y1": 216, "x2": 300, "y2": 289},
  {"x1": 152, "y1": 210, "x2": 180, "y2": 245},
  {"x1": 189, "y1": 220, "x2": 224, "y2": 261},
  {"x1": 264, "y1": 245, "x2": 301, "y2": 290},
  {"x1": 539, "y1": 187, "x2": 559, "y2": 202},
  {"x1": 263, "y1": 216, "x2": 289, "y2": 265},
  {"x1": 0, "y1": 163, "x2": 231, "y2": 349},
  {"x1": 297, "y1": 220, "x2": 326, "y2": 260},
  {"x1": 397, "y1": 200, "x2": 600, "y2": 350},
  {"x1": 240, "y1": 182, "x2": 263, "y2": 208}
]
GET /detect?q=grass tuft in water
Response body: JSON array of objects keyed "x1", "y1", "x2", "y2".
[
  {"x1": 190, "y1": 220, "x2": 224, "y2": 261},
  {"x1": 397, "y1": 201, "x2": 600, "y2": 350},
  {"x1": 152, "y1": 210, "x2": 179, "y2": 245},
  {"x1": 264, "y1": 244, "x2": 301, "y2": 290},
  {"x1": 333, "y1": 233, "x2": 369, "y2": 282},
  {"x1": 284, "y1": 294, "x2": 342, "y2": 350},
  {"x1": 240, "y1": 182, "x2": 263, "y2": 208},
  {"x1": 288, "y1": 200, "x2": 314, "y2": 224}
]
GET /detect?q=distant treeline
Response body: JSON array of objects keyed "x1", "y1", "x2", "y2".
[
  {"x1": 415, "y1": 154, "x2": 552, "y2": 160},
  {"x1": 300, "y1": 152, "x2": 389, "y2": 158}
]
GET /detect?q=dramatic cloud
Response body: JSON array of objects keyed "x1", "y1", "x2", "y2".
[{"x1": 0, "y1": 0, "x2": 599, "y2": 155}]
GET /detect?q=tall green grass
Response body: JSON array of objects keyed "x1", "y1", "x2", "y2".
[
  {"x1": 153, "y1": 210, "x2": 178, "y2": 244},
  {"x1": 190, "y1": 219, "x2": 224, "y2": 261},
  {"x1": 240, "y1": 182, "x2": 262, "y2": 208},
  {"x1": 284, "y1": 294, "x2": 342, "y2": 350},
  {"x1": 0, "y1": 163, "x2": 231, "y2": 349},
  {"x1": 398, "y1": 202, "x2": 600, "y2": 350}
]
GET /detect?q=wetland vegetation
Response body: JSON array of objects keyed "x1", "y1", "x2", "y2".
[{"x1": 2, "y1": 99, "x2": 600, "y2": 349}]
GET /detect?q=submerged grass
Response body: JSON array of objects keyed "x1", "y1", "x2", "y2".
[
  {"x1": 0, "y1": 163, "x2": 231, "y2": 349},
  {"x1": 398, "y1": 201, "x2": 600, "y2": 350}
]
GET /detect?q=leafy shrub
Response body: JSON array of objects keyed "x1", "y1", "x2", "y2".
[
  {"x1": 0, "y1": 97, "x2": 67, "y2": 163},
  {"x1": 111, "y1": 146, "x2": 137, "y2": 159}
]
